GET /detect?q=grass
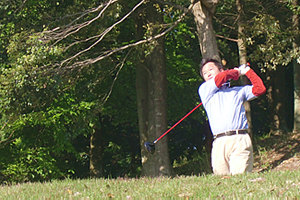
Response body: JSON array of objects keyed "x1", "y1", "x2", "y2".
[
  {"x1": 1, "y1": 131, "x2": 299, "y2": 199},
  {"x1": 1, "y1": 170, "x2": 299, "y2": 199}
]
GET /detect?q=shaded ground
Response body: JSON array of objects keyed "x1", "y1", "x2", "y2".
[{"x1": 253, "y1": 131, "x2": 300, "y2": 172}]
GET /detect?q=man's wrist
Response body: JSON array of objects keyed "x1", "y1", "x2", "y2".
[
  {"x1": 234, "y1": 67, "x2": 241, "y2": 76},
  {"x1": 239, "y1": 64, "x2": 250, "y2": 75}
]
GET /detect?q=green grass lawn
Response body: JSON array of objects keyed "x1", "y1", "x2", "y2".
[{"x1": 1, "y1": 170, "x2": 299, "y2": 199}]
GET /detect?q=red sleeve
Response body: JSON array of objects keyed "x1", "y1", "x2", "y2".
[
  {"x1": 214, "y1": 69, "x2": 240, "y2": 88},
  {"x1": 245, "y1": 69, "x2": 266, "y2": 96}
]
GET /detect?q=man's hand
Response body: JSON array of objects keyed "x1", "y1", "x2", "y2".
[
  {"x1": 234, "y1": 67, "x2": 241, "y2": 76},
  {"x1": 239, "y1": 63, "x2": 250, "y2": 75}
]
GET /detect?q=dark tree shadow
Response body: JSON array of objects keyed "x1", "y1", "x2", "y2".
[{"x1": 253, "y1": 131, "x2": 300, "y2": 172}]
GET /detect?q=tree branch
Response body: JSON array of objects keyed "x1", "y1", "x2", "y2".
[
  {"x1": 215, "y1": 34, "x2": 238, "y2": 42},
  {"x1": 45, "y1": 0, "x2": 118, "y2": 45},
  {"x1": 59, "y1": 0, "x2": 146, "y2": 67},
  {"x1": 58, "y1": 1, "x2": 195, "y2": 71},
  {"x1": 100, "y1": 49, "x2": 133, "y2": 106}
]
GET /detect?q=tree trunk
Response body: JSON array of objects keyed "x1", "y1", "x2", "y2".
[
  {"x1": 89, "y1": 114, "x2": 104, "y2": 177},
  {"x1": 136, "y1": 3, "x2": 172, "y2": 176},
  {"x1": 191, "y1": 0, "x2": 220, "y2": 61},
  {"x1": 266, "y1": 67, "x2": 293, "y2": 133},
  {"x1": 236, "y1": 0, "x2": 253, "y2": 137},
  {"x1": 292, "y1": 0, "x2": 300, "y2": 133}
]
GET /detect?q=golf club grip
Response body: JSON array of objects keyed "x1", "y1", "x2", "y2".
[{"x1": 154, "y1": 103, "x2": 203, "y2": 143}]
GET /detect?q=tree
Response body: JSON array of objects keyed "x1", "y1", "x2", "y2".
[
  {"x1": 0, "y1": 0, "x2": 137, "y2": 181},
  {"x1": 292, "y1": 0, "x2": 300, "y2": 133},
  {"x1": 191, "y1": 0, "x2": 220, "y2": 61},
  {"x1": 136, "y1": 2, "x2": 172, "y2": 176},
  {"x1": 244, "y1": 0, "x2": 299, "y2": 133}
]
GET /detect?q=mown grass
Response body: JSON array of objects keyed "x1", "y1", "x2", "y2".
[{"x1": 1, "y1": 169, "x2": 299, "y2": 199}]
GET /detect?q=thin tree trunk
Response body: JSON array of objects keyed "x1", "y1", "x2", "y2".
[
  {"x1": 236, "y1": 0, "x2": 253, "y2": 137},
  {"x1": 136, "y1": 3, "x2": 172, "y2": 176},
  {"x1": 292, "y1": 0, "x2": 300, "y2": 133},
  {"x1": 89, "y1": 114, "x2": 104, "y2": 177}
]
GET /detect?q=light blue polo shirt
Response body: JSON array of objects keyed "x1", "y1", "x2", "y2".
[{"x1": 198, "y1": 78, "x2": 256, "y2": 135}]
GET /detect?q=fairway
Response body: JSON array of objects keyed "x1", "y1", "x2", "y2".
[{"x1": 1, "y1": 170, "x2": 299, "y2": 199}]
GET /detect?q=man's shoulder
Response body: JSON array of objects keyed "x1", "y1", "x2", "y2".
[
  {"x1": 199, "y1": 79, "x2": 215, "y2": 88},
  {"x1": 198, "y1": 80, "x2": 213, "y2": 94}
]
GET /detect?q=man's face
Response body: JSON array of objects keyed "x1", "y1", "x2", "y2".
[{"x1": 202, "y1": 62, "x2": 223, "y2": 81}]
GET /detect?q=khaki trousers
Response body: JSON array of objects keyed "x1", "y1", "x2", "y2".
[{"x1": 211, "y1": 134, "x2": 253, "y2": 175}]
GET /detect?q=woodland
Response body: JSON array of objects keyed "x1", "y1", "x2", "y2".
[{"x1": 0, "y1": 0, "x2": 299, "y2": 183}]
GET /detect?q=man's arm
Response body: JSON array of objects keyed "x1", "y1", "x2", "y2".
[
  {"x1": 200, "y1": 69, "x2": 240, "y2": 105},
  {"x1": 214, "y1": 69, "x2": 240, "y2": 88},
  {"x1": 238, "y1": 64, "x2": 266, "y2": 96},
  {"x1": 245, "y1": 69, "x2": 266, "y2": 96}
]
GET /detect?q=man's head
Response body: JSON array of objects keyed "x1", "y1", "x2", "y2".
[{"x1": 200, "y1": 58, "x2": 224, "y2": 81}]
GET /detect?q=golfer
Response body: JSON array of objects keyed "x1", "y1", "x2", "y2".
[{"x1": 198, "y1": 58, "x2": 266, "y2": 175}]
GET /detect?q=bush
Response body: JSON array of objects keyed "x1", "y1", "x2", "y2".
[{"x1": 1, "y1": 145, "x2": 64, "y2": 183}]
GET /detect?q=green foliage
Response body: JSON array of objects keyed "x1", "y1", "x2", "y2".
[
  {"x1": 0, "y1": 88, "x2": 96, "y2": 183},
  {"x1": 103, "y1": 140, "x2": 141, "y2": 177},
  {"x1": 287, "y1": 0, "x2": 300, "y2": 14},
  {"x1": 214, "y1": 0, "x2": 240, "y2": 67},
  {"x1": 173, "y1": 149, "x2": 212, "y2": 175},
  {"x1": 214, "y1": 0, "x2": 300, "y2": 70},
  {"x1": 247, "y1": 13, "x2": 299, "y2": 70},
  {"x1": 0, "y1": 0, "x2": 142, "y2": 182},
  {"x1": 1, "y1": 146, "x2": 63, "y2": 183},
  {"x1": 6, "y1": 31, "x2": 63, "y2": 68},
  {"x1": 165, "y1": 17, "x2": 203, "y2": 119},
  {"x1": 0, "y1": 25, "x2": 99, "y2": 182},
  {"x1": 0, "y1": 30, "x2": 64, "y2": 116}
]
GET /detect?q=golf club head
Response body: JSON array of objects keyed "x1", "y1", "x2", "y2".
[{"x1": 144, "y1": 142, "x2": 155, "y2": 154}]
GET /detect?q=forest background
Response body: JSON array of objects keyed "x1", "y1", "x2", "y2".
[{"x1": 0, "y1": 0, "x2": 299, "y2": 183}]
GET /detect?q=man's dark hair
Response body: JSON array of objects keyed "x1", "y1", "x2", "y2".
[{"x1": 199, "y1": 58, "x2": 223, "y2": 77}]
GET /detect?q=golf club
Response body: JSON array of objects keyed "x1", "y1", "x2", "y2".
[{"x1": 144, "y1": 103, "x2": 203, "y2": 153}]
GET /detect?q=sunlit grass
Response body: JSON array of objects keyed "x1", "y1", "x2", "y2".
[{"x1": 1, "y1": 170, "x2": 299, "y2": 199}]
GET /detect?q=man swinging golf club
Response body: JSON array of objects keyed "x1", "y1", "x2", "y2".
[{"x1": 198, "y1": 58, "x2": 266, "y2": 175}]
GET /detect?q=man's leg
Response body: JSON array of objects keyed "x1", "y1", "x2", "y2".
[
  {"x1": 229, "y1": 134, "x2": 253, "y2": 175},
  {"x1": 211, "y1": 138, "x2": 230, "y2": 175}
]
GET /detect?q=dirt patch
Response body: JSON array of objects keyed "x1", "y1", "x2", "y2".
[{"x1": 253, "y1": 131, "x2": 300, "y2": 172}]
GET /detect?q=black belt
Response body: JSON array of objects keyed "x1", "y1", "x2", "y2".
[{"x1": 214, "y1": 129, "x2": 248, "y2": 139}]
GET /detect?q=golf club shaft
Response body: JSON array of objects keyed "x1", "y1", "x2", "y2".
[{"x1": 153, "y1": 103, "x2": 203, "y2": 144}]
